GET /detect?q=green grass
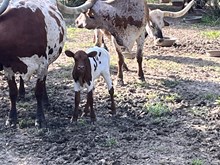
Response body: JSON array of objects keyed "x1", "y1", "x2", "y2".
[
  {"x1": 214, "y1": 96, "x2": 220, "y2": 105},
  {"x1": 161, "y1": 79, "x2": 179, "y2": 88},
  {"x1": 201, "y1": 30, "x2": 220, "y2": 39},
  {"x1": 19, "y1": 118, "x2": 35, "y2": 129},
  {"x1": 145, "y1": 102, "x2": 171, "y2": 117},
  {"x1": 65, "y1": 27, "x2": 93, "y2": 50},
  {"x1": 163, "y1": 93, "x2": 180, "y2": 103},
  {"x1": 191, "y1": 159, "x2": 203, "y2": 165},
  {"x1": 201, "y1": 14, "x2": 220, "y2": 26},
  {"x1": 146, "y1": 92, "x2": 158, "y2": 100},
  {"x1": 105, "y1": 138, "x2": 117, "y2": 147},
  {"x1": 133, "y1": 81, "x2": 149, "y2": 88}
]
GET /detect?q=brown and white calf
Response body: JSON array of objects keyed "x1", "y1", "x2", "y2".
[
  {"x1": 65, "y1": 46, "x2": 116, "y2": 122},
  {"x1": 0, "y1": 0, "x2": 66, "y2": 128}
]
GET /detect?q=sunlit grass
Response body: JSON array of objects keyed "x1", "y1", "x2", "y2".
[
  {"x1": 201, "y1": 30, "x2": 220, "y2": 39},
  {"x1": 65, "y1": 27, "x2": 93, "y2": 50},
  {"x1": 147, "y1": 58, "x2": 183, "y2": 72},
  {"x1": 144, "y1": 102, "x2": 171, "y2": 117}
]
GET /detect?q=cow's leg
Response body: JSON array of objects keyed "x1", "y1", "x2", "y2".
[
  {"x1": 136, "y1": 33, "x2": 145, "y2": 81},
  {"x1": 102, "y1": 73, "x2": 116, "y2": 115},
  {"x1": 18, "y1": 76, "x2": 25, "y2": 100},
  {"x1": 6, "y1": 76, "x2": 18, "y2": 127},
  {"x1": 94, "y1": 29, "x2": 109, "y2": 51},
  {"x1": 35, "y1": 77, "x2": 47, "y2": 128},
  {"x1": 71, "y1": 91, "x2": 80, "y2": 122},
  {"x1": 87, "y1": 90, "x2": 96, "y2": 122},
  {"x1": 115, "y1": 47, "x2": 125, "y2": 85},
  {"x1": 42, "y1": 79, "x2": 49, "y2": 107},
  {"x1": 112, "y1": 38, "x2": 125, "y2": 85}
]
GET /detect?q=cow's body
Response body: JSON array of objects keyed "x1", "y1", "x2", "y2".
[
  {"x1": 74, "y1": 0, "x2": 150, "y2": 85},
  {"x1": 0, "y1": 0, "x2": 66, "y2": 127}
]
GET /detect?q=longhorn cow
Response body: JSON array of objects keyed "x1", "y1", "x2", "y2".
[
  {"x1": 0, "y1": 0, "x2": 66, "y2": 128},
  {"x1": 92, "y1": 0, "x2": 196, "y2": 50}
]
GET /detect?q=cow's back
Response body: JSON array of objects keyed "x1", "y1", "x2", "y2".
[{"x1": 92, "y1": 0, "x2": 146, "y2": 50}]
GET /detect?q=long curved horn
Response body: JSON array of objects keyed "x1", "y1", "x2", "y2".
[
  {"x1": 57, "y1": 0, "x2": 97, "y2": 15},
  {"x1": 163, "y1": 0, "x2": 195, "y2": 18},
  {"x1": 0, "y1": 0, "x2": 10, "y2": 15}
]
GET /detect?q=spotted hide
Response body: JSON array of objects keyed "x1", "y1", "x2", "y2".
[{"x1": 0, "y1": 0, "x2": 66, "y2": 128}]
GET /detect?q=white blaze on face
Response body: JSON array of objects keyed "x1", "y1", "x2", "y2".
[
  {"x1": 149, "y1": 9, "x2": 164, "y2": 30},
  {"x1": 9, "y1": 0, "x2": 66, "y2": 81}
]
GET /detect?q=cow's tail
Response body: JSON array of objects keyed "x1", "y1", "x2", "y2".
[
  {"x1": 56, "y1": 0, "x2": 97, "y2": 15},
  {"x1": 163, "y1": 0, "x2": 195, "y2": 18},
  {"x1": 0, "y1": 0, "x2": 9, "y2": 15}
]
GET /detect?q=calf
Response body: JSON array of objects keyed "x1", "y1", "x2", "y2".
[{"x1": 65, "y1": 46, "x2": 116, "y2": 122}]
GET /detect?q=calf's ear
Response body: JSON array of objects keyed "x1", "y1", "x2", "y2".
[
  {"x1": 65, "y1": 50, "x2": 75, "y2": 58},
  {"x1": 87, "y1": 51, "x2": 97, "y2": 58}
]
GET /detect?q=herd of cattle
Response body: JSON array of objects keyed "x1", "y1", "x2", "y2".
[{"x1": 0, "y1": 0, "x2": 195, "y2": 128}]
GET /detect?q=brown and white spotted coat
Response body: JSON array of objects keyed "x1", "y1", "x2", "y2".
[
  {"x1": 65, "y1": 46, "x2": 116, "y2": 122},
  {"x1": 0, "y1": 0, "x2": 66, "y2": 127}
]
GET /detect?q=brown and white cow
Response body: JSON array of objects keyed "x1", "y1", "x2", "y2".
[
  {"x1": 57, "y1": 0, "x2": 163, "y2": 85},
  {"x1": 0, "y1": 0, "x2": 66, "y2": 128}
]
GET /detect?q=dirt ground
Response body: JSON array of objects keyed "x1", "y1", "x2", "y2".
[{"x1": 0, "y1": 4, "x2": 220, "y2": 165}]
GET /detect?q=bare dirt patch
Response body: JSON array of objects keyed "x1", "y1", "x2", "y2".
[{"x1": 0, "y1": 6, "x2": 220, "y2": 165}]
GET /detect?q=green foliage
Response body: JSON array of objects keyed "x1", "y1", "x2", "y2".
[
  {"x1": 19, "y1": 118, "x2": 35, "y2": 129},
  {"x1": 105, "y1": 138, "x2": 117, "y2": 147},
  {"x1": 145, "y1": 102, "x2": 170, "y2": 117},
  {"x1": 161, "y1": 79, "x2": 179, "y2": 88},
  {"x1": 201, "y1": 13, "x2": 220, "y2": 26},
  {"x1": 192, "y1": 159, "x2": 203, "y2": 165},
  {"x1": 214, "y1": 96, "x2": 220, "y2": 105},
  {"x1": 201, "y1": 30, "x2": 220, "y2": 39}
]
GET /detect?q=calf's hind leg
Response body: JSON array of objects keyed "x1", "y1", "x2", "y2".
[{"x1": 102, "y1": 73, "x2": 116, "y2": 115}]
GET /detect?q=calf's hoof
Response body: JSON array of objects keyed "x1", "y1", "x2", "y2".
[
  {"x1": 35, "y1": 119, "x2": 47, "y2": 128},
  {"x1": 5, "y1": 118, "x2": 17, "y2": 128},
  {"x1": 138, "y1": 76, "x2": 145, "y2": 82},
  {"x1": 90, "y1": 117, "x2": 97, "y2": 124},
  {"x1": 116, "y1": 78, "x2": 125, "y2": 86},
  {"x1": 70, "y1": 116, "x2": 78, "y2": 124}
]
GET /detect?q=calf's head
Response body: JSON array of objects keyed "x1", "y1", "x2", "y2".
[{"x1": 65, "y1": 50, "x2": 97, "y2": 85}]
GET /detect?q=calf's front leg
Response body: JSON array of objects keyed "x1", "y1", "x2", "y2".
[
  {"x1": 87, "y1": 90, "x2": 96, "y2": 122},
  {"x1": 71, "y1": 91, "x2": 81, "y2": 122}
]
